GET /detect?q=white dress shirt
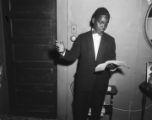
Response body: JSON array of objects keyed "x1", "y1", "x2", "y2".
[{"x1": 92, "y1": 33, "x2": 101, "y2": 60}]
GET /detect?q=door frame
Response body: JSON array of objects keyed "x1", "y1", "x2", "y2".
[{"x1": 57, "y1": 0, "x2": 69, "y2": 120}]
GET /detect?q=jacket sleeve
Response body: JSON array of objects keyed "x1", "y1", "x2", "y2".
[{"x1": 62, "y1": 36, "x2": 81, "y2": 62}]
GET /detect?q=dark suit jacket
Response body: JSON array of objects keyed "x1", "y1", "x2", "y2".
[{"x1": 63, "y1": 30, "x2": 116, "y2": 91}]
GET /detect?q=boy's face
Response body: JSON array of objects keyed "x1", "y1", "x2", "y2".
[{"x1": 93, "y1": 15, "x2": 109, "y2": 34}]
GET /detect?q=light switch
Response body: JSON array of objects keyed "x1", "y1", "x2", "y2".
[{"x1": 71, "y1": 24, "x2": 77, "y2": 34}]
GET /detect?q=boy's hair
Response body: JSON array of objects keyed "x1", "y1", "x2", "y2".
[{"x1": 90, "y1": 7, "x2": 110, "y2": 28}]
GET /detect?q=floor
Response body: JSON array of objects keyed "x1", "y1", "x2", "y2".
[
  {"x1": 0, "y1": 114, "x2": 111, "y2": 120},
  {"x1": 0, "y1": 115, "x2": 53, "y2": 120}
]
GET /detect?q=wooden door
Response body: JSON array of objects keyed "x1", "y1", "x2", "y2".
[{"x1": 2, "y1": 0, "x2": 57, "y2": 118}]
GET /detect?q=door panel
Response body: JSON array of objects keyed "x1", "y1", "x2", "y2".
[
  {"x1": 2, "y1": 0, "x2": 57, "y2": 118},
  {"x1": 14, "y1": 45, "x2": 52, "y2": 61}
]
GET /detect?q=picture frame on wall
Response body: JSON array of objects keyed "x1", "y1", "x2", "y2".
[{"x1": 146, "y1": 62, "x2": 152, "y2": 84}]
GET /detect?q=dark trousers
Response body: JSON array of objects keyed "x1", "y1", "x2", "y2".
[{"x1": 72, "y1": 88, "x2": 107, "y2": 120}]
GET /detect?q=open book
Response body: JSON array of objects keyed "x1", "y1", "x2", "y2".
[{"x1": 95, "y1": 60, "x2": 129, "y2": 72}]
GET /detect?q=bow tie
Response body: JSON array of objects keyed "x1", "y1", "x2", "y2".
[{"x1": 92, "y1": 30, "x2": 103, "y2": 36}]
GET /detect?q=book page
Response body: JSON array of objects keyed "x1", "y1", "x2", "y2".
[{"x1": 95, "y1": 60, "x2": 129, "y2": 72}]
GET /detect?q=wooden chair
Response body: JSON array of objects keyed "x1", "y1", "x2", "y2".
[{"x1": 88, "y1": 85, "x2": 118, "y2": 120}]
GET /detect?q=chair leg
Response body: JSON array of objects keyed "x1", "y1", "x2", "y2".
[
  {"x1": 109, "y1": 95, "x2": 113, "y2": 120},
  {"x1": 109, "y1": 107, "x2": 113, "y2": 120}
]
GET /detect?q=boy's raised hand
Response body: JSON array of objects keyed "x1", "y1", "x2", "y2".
[{"x1": 55, "y1": 40, "x2": 65, "y2": 54}]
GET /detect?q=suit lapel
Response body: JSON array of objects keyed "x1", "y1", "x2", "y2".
[
  {"x1": 87, "y1": 31, "x2": 96, "y2": 63},
  {"x1": 87, "y1": 31, "x2": 106, "y2": 65}
]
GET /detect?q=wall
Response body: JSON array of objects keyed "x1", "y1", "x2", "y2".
[{"x1": 57, "y1": 0, "x2": 152, "y2": 120}]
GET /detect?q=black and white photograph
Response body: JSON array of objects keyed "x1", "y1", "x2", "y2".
[{"x1": 0, "y1": 0, "x2": 152, "y2": 120}]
